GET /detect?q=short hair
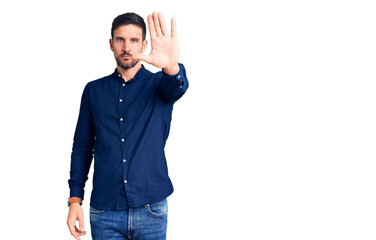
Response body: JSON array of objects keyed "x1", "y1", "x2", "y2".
[{"x1": 111, "y1": 12, "x2": 146, "y2": 40}]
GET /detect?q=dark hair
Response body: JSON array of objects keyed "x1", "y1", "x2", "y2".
[{"x1": 111, "y1": 12, "x2": 146, "y2": 40}]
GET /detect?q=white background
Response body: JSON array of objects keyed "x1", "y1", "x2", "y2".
[{"x1": 0, "y1": 0, "x2": 375, "y2": 239}]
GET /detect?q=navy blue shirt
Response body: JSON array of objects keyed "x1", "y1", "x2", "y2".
[{"x1": 68, "y1": 63, "x2": 188, "y2": 210}]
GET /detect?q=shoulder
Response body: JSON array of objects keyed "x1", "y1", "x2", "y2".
[
  {"x1": 78, "y1": 74, "x2": 113, "y2": 99},
  {"x1": 89, "y1": 74, "x2": 112, "y2": 85},
  {"x1": 83, "y1": 73, "x2": 116, "y2": 91}
]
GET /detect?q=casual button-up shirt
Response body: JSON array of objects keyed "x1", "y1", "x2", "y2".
[{"x1": 68, "y1": 63, "x2": 188, "y2": 210}]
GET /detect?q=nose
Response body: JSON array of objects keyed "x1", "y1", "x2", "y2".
[{"x1": 122, "y1": 40, "x2": 130, "y2": 52}]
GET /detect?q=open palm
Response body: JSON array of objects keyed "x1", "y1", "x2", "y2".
[{"x1": 133, "y1": 12, "x2": 180, "y2": 73}]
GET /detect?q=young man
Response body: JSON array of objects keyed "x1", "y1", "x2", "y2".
[{"x1": 66, "y1": 12, "x2": 188, "y2": 240}]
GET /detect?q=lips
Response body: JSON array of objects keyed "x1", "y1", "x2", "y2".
[{"x1": 121, "y1": 52, "x2": 131, "y2": 58}]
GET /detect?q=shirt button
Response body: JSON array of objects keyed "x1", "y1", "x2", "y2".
[
  {"x1": 124, "y1": 180, "x2": 128, "y2": 183},
  {"x1": 177, "y1": 75, "x2": 181, "y2": 79},
  {"x1": 119, "y1": 99, "x2": 123, "y2": 102},
  {"x1": 120, "y1": 118, "x2": 123, "y2": 121},
  {"x1": 118, "y1": 74, "x2": 121, "y2": 77},
  {"x1": 123, "y1": 159, "x2": 126, "y2": 162},
  {"x1": 121, "y1": 138, "x2": 125, "y2": 142},
  {"x1": 122, "y1": 83, "x2": 125, "y2": 86}
]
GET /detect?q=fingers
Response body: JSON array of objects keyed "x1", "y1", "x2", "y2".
[
  {"x1": 78, "y1": 215, "x2": 85, "y2": 234},
  {"x1": 171, "y1": 17, "x2": 177, "y2": 39},
  {"x1": 158, "y1": 12, "x2": 169, "y2": 36},
  {"x1": 67, "y1": 212, "x2": 86, "y2": 240},
  {"x1": 147, "y1": 15, "x2": 157, "y2": 39},
  {"x1": 148, "y1": 12, "x2": 177, "y2": 38},
  {"x1": 68, "y1": 220, "x2": 80, "y2": 240},
  {"x1": 75, "y1": 225, "x2": 87, "y2": 236},
  {"x1": 152, "y1": 12, "x2": 162, "y2": 36},
  {"x1": 68, "y1": 224, "x2": 86, "y2": 240}
]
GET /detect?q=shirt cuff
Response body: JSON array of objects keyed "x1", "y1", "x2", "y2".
[
  {"x1": 70, "y1": 188, "x2": 85, "y2": 200},
  {"x1": 162, "y1": 63, "x2": 185, "y2": 89}
]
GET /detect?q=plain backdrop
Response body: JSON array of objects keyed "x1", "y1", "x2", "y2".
[{"x1": 0, "y1": 0, "x2": 375, "y2": 239}]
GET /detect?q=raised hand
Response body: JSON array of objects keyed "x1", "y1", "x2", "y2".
[{"x1": 132, "y1": 12, "x2": 180, "y2": 75}]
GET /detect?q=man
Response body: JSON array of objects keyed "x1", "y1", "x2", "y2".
[{"x1": 66, "y1": 12, "x2": 188, "y2": 240}]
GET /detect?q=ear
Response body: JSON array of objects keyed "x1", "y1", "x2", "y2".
[
  {"x1": 142, "y1": 39, "x2": 148, "y2": 53},
  {"x1": 109, "y1": 38, "x2": 114, "y2": 52}
]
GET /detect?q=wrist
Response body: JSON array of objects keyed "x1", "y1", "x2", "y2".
[
  {"x1": 69, "y1": 202, "x2": 81, "y2": 207},
  {"x1": 162, "y1": 63, "x2": 179, "y2": 75},
  {"x1": 68, "y1": 197, "x2": 82, "y2": 207}
]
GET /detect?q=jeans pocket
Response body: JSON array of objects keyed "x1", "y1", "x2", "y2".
[
  {"x1": 145, "y1": 198, "x2": 168, "y2": 217},
  {"x1": 90, "y1": 206, "x2": 106, "y2": 214}
]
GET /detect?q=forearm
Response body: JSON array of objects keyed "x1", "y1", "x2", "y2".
[
  {"x1": 68, "y1": 137, "x2": 94, "y2": 200},
  {"x1": 162, "y1": 63, "x2": 180, "y2": 76},
  {"x1": 160, "y1": 63, "x2": 189, "y2": 105},
  {"x1": 68, "y1": 82, "x2": 95, "y2": 200}
]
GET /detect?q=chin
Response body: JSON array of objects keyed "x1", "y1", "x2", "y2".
[{"x1": 118, "y1": 59, "x2": 139, "y2": 70}]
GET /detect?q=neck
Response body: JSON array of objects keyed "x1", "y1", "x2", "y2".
[{"x1": 117, "y1": 62, "x2": 142, "y2": 82}]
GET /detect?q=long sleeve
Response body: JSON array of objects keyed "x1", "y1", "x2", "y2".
[
  {"x1": 68, "y1": 82, "x2": 95, "y2": 200},
  {"x1": 159, "y1": 63, "x2": 189, "y2": 106}
]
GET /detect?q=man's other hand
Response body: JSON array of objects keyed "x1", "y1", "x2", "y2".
[{"x1": 67, "y1": 203, "x2": 86, "y2": 240}]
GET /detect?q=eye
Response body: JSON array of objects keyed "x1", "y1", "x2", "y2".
[
  {"x1": 131, "y1": 39, "x2": 138, "y2": 43},
  {"x1": 116, "y1": 38, "x2": 124, "y2": 42}
]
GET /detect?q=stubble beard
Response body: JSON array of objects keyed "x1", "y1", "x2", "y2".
[{"x1": 115, "y1": 55, "x2": 139, "y2": 71}]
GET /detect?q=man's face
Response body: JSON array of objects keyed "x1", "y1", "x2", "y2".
[{"x1": 110, "y1": 24, "x2": 147, "y2": 70}]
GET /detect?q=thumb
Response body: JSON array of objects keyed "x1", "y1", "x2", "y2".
[
  {"x1": 78, "y1": 215, "x2": 85, "y2": 232},
  {"x1": 132, "y1": 53, "x2": 152, "y2": 64}
]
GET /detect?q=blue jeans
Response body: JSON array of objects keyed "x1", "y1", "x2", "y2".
[{"x1": 90, "y1": 198, "x2": 168, "y2": 240}]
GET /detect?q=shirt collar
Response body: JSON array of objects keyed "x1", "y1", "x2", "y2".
[{"x1": 111, "y1": 64, "x2": 146, "y2": 84}]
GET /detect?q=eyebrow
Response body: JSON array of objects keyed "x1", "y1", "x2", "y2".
[{"x1": 114, "y1": 36, "x2": 141, "y2": 41}]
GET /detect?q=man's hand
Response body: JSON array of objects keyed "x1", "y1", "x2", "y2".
[
  {"x1": 67, "y1": 203, "x2": 86, "y2": 240},
  {"x1": 133, "y1": 12, "x2": 180, "y2": 75}
]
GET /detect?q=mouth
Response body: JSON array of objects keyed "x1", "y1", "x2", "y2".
[{"x1": 121, "y1": 54, "x2": 131, "y2": 59}]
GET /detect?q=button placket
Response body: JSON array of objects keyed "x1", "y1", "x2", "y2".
[{"x1": 119, "y1": 81, "x2": 129, "y2": 187}]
